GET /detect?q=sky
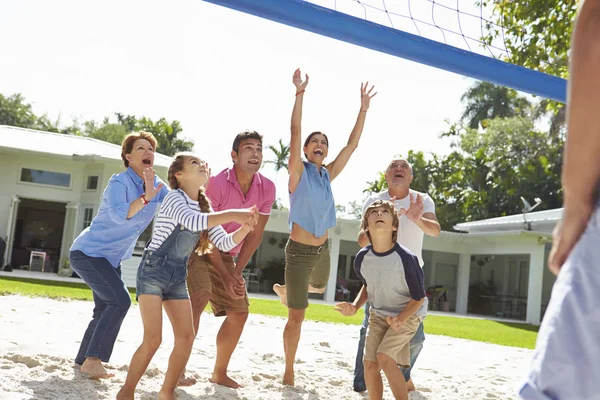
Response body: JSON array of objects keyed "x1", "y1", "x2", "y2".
[{"x1": 0, "y1": 0, "x2": 482, "y2": 211}]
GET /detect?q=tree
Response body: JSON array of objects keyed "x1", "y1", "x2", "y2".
[
  {"x1": 481, "y1": 0, "x2": 575, "y2": 79},
  {"x1": 115, "y1": 113, "x2": 193, "y2": 156},
  {"x1": 460, "y1": 82, "x2": 532, "y2": 129},
  {"x1": 0, "y1": 93, "x2": 62, "y2": 132},
  {"x1": 264, "y1": 138, "x2": 290, "y2": 187},
  {"x1": 0, "y1": 92, "x2": 195, "y2": 155},
  {"x1": 480, "y1": 1, "x2": 575, "y2": 125},
  {"x1": 265, "y1": 139, "x2": 290, "y2": 172}
]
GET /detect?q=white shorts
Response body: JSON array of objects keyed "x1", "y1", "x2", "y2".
[{"x1": 520, "y1": 207, "x2": 600, "y2": 400}]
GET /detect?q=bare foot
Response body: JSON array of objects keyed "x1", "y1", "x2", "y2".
[
  {"x1": 177, "y1": 373, "x2": 197, "y2": 387},
  {"x1": 407, "y1": 377, "x2": 416, "y2": 392},
  {"x1": 157, "y1": 390, "x2": 176, "y2": 400},
  {"x1": 116, "y1": 388, "x2": 134, "y2": 400},
  {"x1": 80, "y1": 358, "x2": 114, "y2": 379},
  {"x1": 273, "y1": 284, "x2": 287, "y2": 306},
  {"x1": 209, "y1": 372, "x2": 242, "y2": 389},
  {"x1": 282, "y1": 372, "x2": 294, "y2": 386}
]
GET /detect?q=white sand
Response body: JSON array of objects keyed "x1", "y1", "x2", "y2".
[{"x1": 0, "y1": 295, "x2": 532, "y2": 399}]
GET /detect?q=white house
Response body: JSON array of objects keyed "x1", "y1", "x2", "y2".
[
  {"x1": 1, "y1": 126, "x2": 559, "y2": 325},
  {"x1": 0, "y1": 125, "x2": 171, "y2": 287}
]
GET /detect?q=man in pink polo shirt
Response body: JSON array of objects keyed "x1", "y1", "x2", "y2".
[{"x1": 187, "y1": 130, "x2": 276, "y2": 388}]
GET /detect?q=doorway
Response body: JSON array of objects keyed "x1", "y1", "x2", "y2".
[{"x1": 7, "y1": 198, "x2": 67, "y2": 273}]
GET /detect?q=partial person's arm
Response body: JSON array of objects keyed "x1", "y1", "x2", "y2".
[
  {"x1": 326, "y1": 83, "x2": 377, "y2": 182},
  {"x1": 417, "y1": 212, "x2": 441, "y2": 237},
  {"x1": 233, "y1": 214, "x2": 270, "y2": 275},
  {"x1": 289, "y1": 69, "x2": 308, "y2": 193},
  {"x1": 161, "y1": 193, "x2": 256, "y2": 232},
  {"x1": 204, "y1": 247, "x2": 245, "y2": 299},
  {"x1": 548, "y1": 0, "x2": 600, "y2": 274}
]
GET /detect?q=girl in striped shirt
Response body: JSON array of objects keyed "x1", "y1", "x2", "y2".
[{"x1": 118, "y1": 152, "x2": 258, "y2": 400}]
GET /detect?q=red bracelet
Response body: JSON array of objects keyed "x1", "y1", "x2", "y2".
[
  {"x1": 295, "y1": 89, "x2": 305, "y2": 96},
  {"x1": 140, "y1": 194, "x2": 150, "y2": 205}
]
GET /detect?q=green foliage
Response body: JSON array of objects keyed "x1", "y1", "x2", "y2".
[
  {"x1": 264, "y1": 138, "x2": 290, "y2": 173},
  {"x1": 363, "y1": 82, "x2": 564, "y2": 231},
  {"x1": 0, "y1": 93, "x2": 194, "y2": 156},
  {"x1": 481, "y1": 0, "x2": 576, "y2": 79}
]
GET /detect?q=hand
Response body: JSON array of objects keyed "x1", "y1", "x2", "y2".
[
  {"x1": 293, "y1": 68, "x2": 309, "y2": 92},
  {"x1": 360, "y1": 82, "x2": 377, "y2": 112},
  {"x1": 334, "y1": 302, "x2": 357, "y2": 316},
  {"x1": 398, "y1": 193, "x2": 424, "y2": 224},
  {"x1": 142, "y1": 167, "x2": 164, "y2": 201},
  {"x1": 386, "y1": 315, "x2": 404, "y2": 334},
  {"x1": 223, "y1": 274, "x2": 245, "y2": 299},
  {"x1": 232, "y1": 205, "x2": 259, "y2": 226},
  {"x1": 231, "y1": 271, "x2": 247, "y2": 296},
  {"x1": 548, "y1": 199, "x2": 595, "y2": 275}
]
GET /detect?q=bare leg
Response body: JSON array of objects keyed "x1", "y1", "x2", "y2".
[
  {"x1": 406, "y1": 378, "x2": 416, "y2": 392},
  {"x1": 210, "y1": 311, "x2": 248, "y2": 388},
  {"x1": 377, "y1": 353, "x2": 408, "y2": 400},
  {"x1": 158, "y1": 299, "x2": 196, "y2": 399},
  {"x1": 117, "y1": 295, "x2": 163, "y2": 400},
  {"x1": 282, "y1": 308, "x2": 305, "y2": 386},
  {"x1": 364, "y1": 360, "x2": 384, "y2": 400},
  {"x1": 179, "y1": 290, "x2": 211, "y2": 386},
  {"x1": 273, "y1": 284, "x2": 287, "y2": 306}
]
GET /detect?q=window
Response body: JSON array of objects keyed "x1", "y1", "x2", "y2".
[
  {"x1": 86, "y1": 176, "x2": 99, "y2": 190},
  {"x1": 20, "y1": 168, "x2": 71, "y2": 188},
  {"x1": 82, "y1": 208, "x2": 94, "y2": 229}
]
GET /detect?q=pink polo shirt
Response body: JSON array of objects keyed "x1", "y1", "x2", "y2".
[{"x1": 206, "y1": 166, "x2": 276, "y2": 256}]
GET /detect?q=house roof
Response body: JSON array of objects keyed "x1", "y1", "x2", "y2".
[
  {"x1": 454, "y1": 208, "x2": 563, "y2": 232},
  {"x1": 0, "y1": 125, "x2": 172, "y2": 168}
]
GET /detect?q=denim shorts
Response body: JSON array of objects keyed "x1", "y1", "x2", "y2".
[{"x1": 136, "y1": 252, "x2": 189, "y2": 301}]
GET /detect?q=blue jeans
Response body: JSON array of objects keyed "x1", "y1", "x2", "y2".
[
  {"x1": 353, "y1": 302, "x2": 425, "y2": 393},
  {"x1": 70, "y1": 250, "x2": 132, "y2": 365}
]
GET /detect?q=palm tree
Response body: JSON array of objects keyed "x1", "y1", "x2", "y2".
[
  {"x1": 264, "y1": 139, "x2": 290, "y2": 185},
  {"x1": 461, "y1": 82, "x2": 532, "y2": 129}
]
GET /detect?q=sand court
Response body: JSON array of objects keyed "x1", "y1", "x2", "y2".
[{"x1": 0, "y1": 295, "x2": 531, "y2": 399}]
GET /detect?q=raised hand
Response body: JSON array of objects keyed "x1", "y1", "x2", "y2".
[
  {"x1": 386, "y1": 315, "x2": 404, "y2": 334},
  {"x1": 360, "y1": 82, "x2": 377, "y2": 111},
  {"x1": 334, "y1": 302, "x2": 357, "y2": 316},
  {"x1": 142, "y1": 167, "x2": 164, "y2": 201},
  {"x1": 398, "y1": 193, "x2": 424, "y2": 223},
  {"x1": 293, "y1": 68, "x2": 309, "y2": 91}
]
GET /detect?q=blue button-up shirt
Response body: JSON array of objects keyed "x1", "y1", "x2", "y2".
[
  {"x1": 70, "y1": 167, "x2": 169, "y2": 267},
  {"x1": 288, "y1": 161, "x2": 337, "y2": 238}
]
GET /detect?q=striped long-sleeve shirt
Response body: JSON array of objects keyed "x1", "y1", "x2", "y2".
[{"x1": 146, "y1": 189, "x2": 237, "y2": 252}]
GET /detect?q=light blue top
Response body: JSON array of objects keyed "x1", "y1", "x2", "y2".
[
  {"x1": 70, "y1": 167, "x2": 168, "y2": 268},
  {"x1": 288, "y1": 161, "x2": 336, "y2": 238}
]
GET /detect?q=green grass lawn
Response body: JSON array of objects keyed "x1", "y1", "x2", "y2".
[{"x1": 0, "y1": 276, "x2": 538, "y2": 349}]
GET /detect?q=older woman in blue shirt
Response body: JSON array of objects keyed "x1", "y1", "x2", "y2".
[
  {"x1": 69, "y1": 131, "x2": 168, "y2": 378},
  {"x1": 273, "y1": 69, "x2": 376, "y2": 386}
]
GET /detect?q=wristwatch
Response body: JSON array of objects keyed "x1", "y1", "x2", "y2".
[{"x1": 141, "y1": 193, "x2": 150, "y2": 205}]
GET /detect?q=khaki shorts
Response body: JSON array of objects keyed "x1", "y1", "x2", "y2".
[
  {"x1": 186, "y1": 251, "x2": 249, "y2": 316},
  {"x1": 284, "y1": 238, "x2": 330, "y2": 310},
  {"x1": 364, "y1": 313, "x2": 420, "y2": 368}
]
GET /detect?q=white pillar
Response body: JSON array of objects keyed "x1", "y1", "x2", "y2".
[
  {"x1": 324, "y1": 233, "x2": 341, "y2": 302},
  {"x1": 526, "y1": 244, "x2": 546, "y2": 325},
  {"x1": 456, "y1": 253, "x2": 471, "y2": 315}
]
